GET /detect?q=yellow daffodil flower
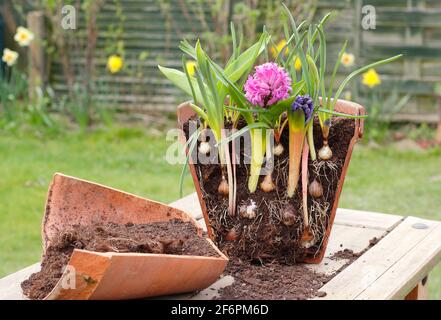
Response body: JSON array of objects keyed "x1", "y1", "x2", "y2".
[
  {"x1": 107, "y1": 55, "x2": 123, "y2": 74},
  {"x1": 294, "y1": 56, "x2": 302, "y2": 71},
  {"x1": 2, "y1": 48, "x2": 19, "y2": 66},
  {"x1": 14, "y1": 26, "x2": 35, "y2": 47},
  {"x1": 341, "y1": 52, "x2": 355, "y2": 67},
  {"x1": 362, "y1": 68, "x2": 381, "y2": 88},
  {"x1": 185, "y1": 60, "x2": 197, "y2": 76},
  {"x1": 271, "y1": 39, "x2": 288, "y2": 57}
]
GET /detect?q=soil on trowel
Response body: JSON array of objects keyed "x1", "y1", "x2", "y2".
[
  {"x1": 184, "y1": 116, "x2": 356, "y2": 262},
  {"x1": 21, "y1": 219, "x2": 218, "y2": 300}
]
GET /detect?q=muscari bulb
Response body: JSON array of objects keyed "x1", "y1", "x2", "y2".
[
  {"x1": 260, "y1": 174, "x2": 276, "y2": 193},
  {"x1": 318, "y1": 144, "x2": 333, "y2": 160},
  {"x1": 218, "y1": 177, "x2": 229, "y2": 197},
  {"x1": 198, "y1": 141, "x2": 211, "y2": 155},
  {"x1": 273, "y1": 143, "x2": 284, "y2": 156},
  {"x1": 309, "y1": 179, "x2": 323, "y2": 198}
]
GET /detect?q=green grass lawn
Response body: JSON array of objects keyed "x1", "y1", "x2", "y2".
[{"x1": 1, "y1": 127, "x2": 440, "y2": 298}]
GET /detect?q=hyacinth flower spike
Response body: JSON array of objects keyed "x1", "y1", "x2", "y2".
[
  {"x1": 244, "y1": 62, "x2": 292, "y2": 193},
  {"x1": 287, "y1": 94, "x2": 314, "y2": 198}
]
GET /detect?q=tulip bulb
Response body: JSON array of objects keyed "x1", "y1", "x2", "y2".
[
  {"x1": 309, "y1": 179, "x2": 323, "y2": 198},
  {"x1": 260, "y1": 174, "x2": 276, "y2": 192},
  {"x1": 218, "y1": 177, "x2": 229, "y2": 197},
  {"x1": 273, "y1": 143, "x2": 284, "y2": 156}
]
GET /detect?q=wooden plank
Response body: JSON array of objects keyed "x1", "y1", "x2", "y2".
[
  {"x1": 310, "y1": 224, "x2": 387, "y2": 276},
  {"x1": 0, "y1": 263, "x2": 40, "y2": 300},
  {"x1": 317, "y1": 216, "x2": 440, "y2": 299},
  {"x1": 169, "y1": 193, "x2": 203, "y2": 221},
  {"x1": 405, "y1": 277, "x2": 429, "y2": 300},
  {"x1": 335, "y1": 208, "x2": 402, "y2": 231},
  {"x1": 356, "y1": 223, "x2": 441, "y2": 300}
]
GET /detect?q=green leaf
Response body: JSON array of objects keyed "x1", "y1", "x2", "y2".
[
  {"x1": 158, "y1": 65, "x2": 203, "y2": 103},
  {"x1": 216, "y1": 122, "x2": 270, "y2": 147},
  {"x1": 332, "y1": 54, "x2": 403, "y2": 110},
  {"x1": 318, "y1": 108, "x2": 368, "y2": 118}
]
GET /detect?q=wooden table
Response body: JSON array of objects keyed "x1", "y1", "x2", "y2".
[{"x1": 2, "y1": 192, "x2": 441, "y2": 300}]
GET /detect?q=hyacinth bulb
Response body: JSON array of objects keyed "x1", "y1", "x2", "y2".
[{"x1": 273, "y1": 143, "x2": 284, "y2": 156}]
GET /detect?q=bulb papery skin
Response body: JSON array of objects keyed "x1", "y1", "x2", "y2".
[
  {"x1": 318, "y1": 144, "x2": 333, "y2": 160},
  {"x1": 218, "y1": 178, "x2": 229, "y2": 197},
  {"x1": 273, "y1": 143, "x2": 284, "y2": 156},
  {"x1": 309, "y1": 179, "x2": 323, "y2": 198},
  {"x1": 260, "y1": 174, "x2": 276, "y2": 192},
  {"x1": 198, "y1": 141, "x2": 211, "y2": 155}
]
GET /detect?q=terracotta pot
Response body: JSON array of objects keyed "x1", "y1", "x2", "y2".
[
  {"x1": 40, "y1": 173, "x2": 228, "y2": 300},
  {"x1": 177, "y1": 99, "x2": 365, "y2": 264}
]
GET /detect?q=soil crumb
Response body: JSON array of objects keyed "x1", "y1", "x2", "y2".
[{"x1": 21, "y1": 219, "x2": 218, "y2": 300}]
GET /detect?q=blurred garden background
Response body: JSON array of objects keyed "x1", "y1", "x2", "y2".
[{"x1": 1, "y1": 0, "x2": 441, "y2": 298}]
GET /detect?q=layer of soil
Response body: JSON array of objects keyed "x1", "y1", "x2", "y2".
[
  {"x1": 217, "y1": 236, "x2": 381, "y2": 300},
  {"x1": 21, "y1": 219, "x2": 218, "y2": 300},
  {"x1": 184, "y1": 116, "x2": 356, "y2": 262}
]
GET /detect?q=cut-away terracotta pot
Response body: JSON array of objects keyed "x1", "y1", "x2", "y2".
[
  {"x1": 40, "y1": 173, "x2": 228, "y2": 300},
  {"x1": 177, "y1": 99, "x2": 365, "y2": 264}
]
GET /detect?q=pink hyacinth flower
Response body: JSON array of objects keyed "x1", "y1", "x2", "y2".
[{"x1": 244, "y1": 62, "x2": 292, "y2": 107}]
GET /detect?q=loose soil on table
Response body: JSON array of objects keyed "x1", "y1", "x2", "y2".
[
  {"x1": 217, "y1": 259, "x2": 330, "y2": 300},
  {"x1": 184, "y1": 116, "x2": 355, "y2": 263},
  {"x1": 217, "y1": 236, "x2": 382, "y2": 300},
  {"x1": 21, "y1": 219, "x2": 218, "y2": 300}
]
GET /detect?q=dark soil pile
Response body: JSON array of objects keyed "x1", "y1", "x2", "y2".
[
  {"x1": 185, "y1": 116, "x2": 356, "y2": 262},
  {"x1": 21, "y1": 219, "x2": 218, "y2": 300},
  {"x1": 218, "y1": 259, "x2": 330, "y2": 300},
  {"x1": 218, "y1": 236, "x2": 382, "y2": 300}
]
